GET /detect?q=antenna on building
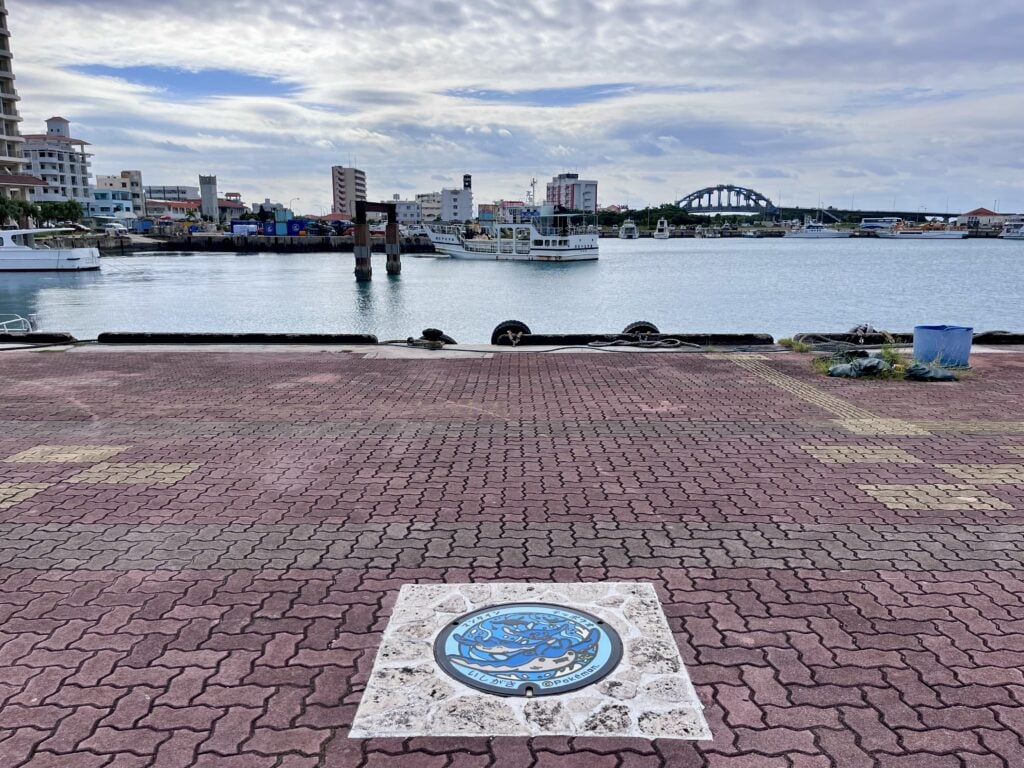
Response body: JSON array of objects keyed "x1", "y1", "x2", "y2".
[{"x1": 527, "y1": 178, "x2": 537, "y2": 205}]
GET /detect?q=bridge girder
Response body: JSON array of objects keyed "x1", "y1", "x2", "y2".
[{"x1": 676, "y1": 184, "x2": 777, "y2": 213}]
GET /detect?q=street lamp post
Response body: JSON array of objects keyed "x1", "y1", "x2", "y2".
[{"x1": 288, "y1": 197, "x2": 300, "y2": 216}]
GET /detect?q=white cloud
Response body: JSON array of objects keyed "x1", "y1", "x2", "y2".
[{"x1": 8, "y1": 0, "x2": 1024, "y2": 212}]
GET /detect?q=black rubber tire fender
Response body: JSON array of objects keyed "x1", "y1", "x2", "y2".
[
  {"x1": 491, "y1": 320, "x2": 532, "y2": 345},
  {"x1": 623, "y1": 320, "x2": 660, "y2": 335}
]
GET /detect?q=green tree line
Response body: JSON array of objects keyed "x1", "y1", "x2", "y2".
[{"x1": 0, "y1": 198, "x2": 83, "y2": 226}]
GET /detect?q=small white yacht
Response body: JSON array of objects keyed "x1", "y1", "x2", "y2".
[
  {"x1": 652, "y1": 218, "x2": 671, "y2": 239},
  {"x1": 999, "y1": 224, "x2": 1024, "y2": 240},
  {"x1": 784, "y1": 222, "x2": 851, "y2": 239},
  {"x1": 0, "y1": 229, "x2": 101, "y2": 271},
  {"x1": 618, "y1": 219, "x2": 639, "y2": 239}
]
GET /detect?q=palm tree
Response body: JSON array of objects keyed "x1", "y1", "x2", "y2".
[{"x1": 0, "y1": 195, "x2": 16, "y2": 226}]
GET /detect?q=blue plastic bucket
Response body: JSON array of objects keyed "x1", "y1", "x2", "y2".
[{"x1": 913, "y1": 325, "x2": 973, "y2": 368}]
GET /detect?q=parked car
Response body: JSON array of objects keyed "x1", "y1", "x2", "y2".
[
  {"x1": 305, "y1": 222, "x2": 335, "y2": 236},
  {"x1": 99, "y1": 222, "x2": 129, "y2": 235}
]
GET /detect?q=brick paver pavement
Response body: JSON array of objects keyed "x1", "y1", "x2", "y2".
[{"x1": 1, "y1": 347, "x2": 1023, "y2": 767}]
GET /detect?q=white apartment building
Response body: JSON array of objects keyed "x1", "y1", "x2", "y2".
[
  {"x1": 145, "y1": 185, "x2": 199, "y2": 202},
  {"x1": 23, "y1": 116, "x2": 94, "y2": 206},
  {"x1": 88, "y1": 189, "x2": 134, "y2": 222},
  {"x1": 387, "y1": 194, "x2": 421, "y2": 225},
  {"x1": 331, "y1": 165, "x2": 366, "y2": 216},
  {"x1": 440, "y1": 174, "x2": 473, "y2": 222},
  {"x1": 416, "y1": 192, "x2": 441, "y2": 221},
  {"x1": 96, "y1": 170, "x2": 145, "y2": 216},
  {"x1": 546, "y1": 172, "x2": 598, "y2": 212},
  {"x1": 440, "y1": 188, "x2": 473, "y2": 222},
  {"x1": 0, "y1": 0, "x2": 39, "y2": 207}
]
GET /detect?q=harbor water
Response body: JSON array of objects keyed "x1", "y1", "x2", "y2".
[{"x1": 2, "y1": 238, "x2": 1022, "y2": 342}]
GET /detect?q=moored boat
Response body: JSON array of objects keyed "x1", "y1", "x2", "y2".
[
  {"x1": 877, "y1": 223, "x2": 968, "y2": 239},
  {"x1": 0, "y1": 229, "x2": 101, "y2": 271},
  {"x1": 999, "y1": 224, "x2": 1024, "y2": 240},
  {"x1": 652, "y1": 218, "x2": 671, "y2": 239},
  {"x1": 618, "y1": 219, "x2": 639, "y2": 239},
  {"x1": 784, "y1": 222, "x2": 851, "y2": 239},
  {"x1": 427, "y1": 205, "x2": 597, "y2": 261}
]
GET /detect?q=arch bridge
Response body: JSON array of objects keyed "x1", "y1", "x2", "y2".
[{"x1": 677, "y1": 185, "x2": 777, "y2": 214}]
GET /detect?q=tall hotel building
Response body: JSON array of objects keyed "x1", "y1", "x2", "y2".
[
  {"x1": 0, "y1": 0, "x2": 42, "y2": 205},
  {"x1": 331, "y1": 166, "x2": 366, "y2": 217},
  {"x1": 546, "y1": 172, "x2": 598, "y2": 213},
  {"x1": 22, "y1": 116, "x2": 94, "y2": 205}
]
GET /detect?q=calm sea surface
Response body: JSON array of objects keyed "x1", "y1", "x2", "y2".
[{"x1": 2, "y1": 238, "x2": 1021, "y2": 342}]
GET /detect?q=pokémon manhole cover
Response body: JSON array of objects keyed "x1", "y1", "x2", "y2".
[
  {"x1": 350, "y1": 583, "x2": 711, "y2": 739},
  {"x1": 433, "y1": 602, "x2": 623, "y2": 697}
]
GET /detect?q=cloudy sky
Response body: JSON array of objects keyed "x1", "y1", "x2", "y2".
[{"x1": 11, "y1": 0, "x2": 1024, "y2": 214}]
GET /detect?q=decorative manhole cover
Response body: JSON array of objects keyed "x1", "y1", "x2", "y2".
[{"x1": 433, "y1": 602, "x2": 622, "y2": 697}]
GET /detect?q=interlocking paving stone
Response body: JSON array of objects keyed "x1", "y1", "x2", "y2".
[
  {"x1": 802, "y1": 445, "x2": 922, "y2": 464},
  {"x1": 65, "y1": 462, "x2": 201, "y2": 485},
  {"x1": 4, "y1": 445, "x2": 130, "y2": 463},
  {"x1": 859, "y1": 483, "x2": 1014, "y2": 511},
  {"x1": 0, "y1": 348, "x2": 1023, "y2": 766},
  {"x1": 718, "y1": 356, "x2": 875, "y2": 419},
  {"x1": 832, "y1": 418, "x2": 932, "y2": 436},
  {"x1": 1, "y1": 520, "x2": 1023, "y2": 572},
  {"x1": 0, "y1": 482, "x2": 52, "y2": 510},
  {"x1": 937, "y1": 463, "x2": 1024, "y2": 484}
]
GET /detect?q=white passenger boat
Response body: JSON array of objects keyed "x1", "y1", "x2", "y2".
[
  {"x1": 877, "y1": 224, "x2": 968, "y2": 239},
  {"x1": 652, "y1": 218, "x2": 671, "y2": 239},
  {"x1": 427, "y1": 206, "x2": 597, "y2": 261},
  {"x1": 618, "y1": 219, "x2": 639, "y2": 239},
  {"x1": 999, "y1": 224, "x2": 1024, "y2": 240},
  {"x1": 784, "y1": 222, "x2": 851, "y2": 239},
  {"x1": 0, "y1": 229, "x2": 101, "y2": 271}
]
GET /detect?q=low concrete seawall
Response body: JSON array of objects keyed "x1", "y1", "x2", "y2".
[{"x1": 136, "y1": 235, "x2": 435, "y2": 255}]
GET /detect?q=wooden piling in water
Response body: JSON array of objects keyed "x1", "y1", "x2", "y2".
[
  {"x1": 354, "y1": 207, "x2": 372, "y2": 282},
  {"x1": 385, "y1": 220, "x2": 401, "y2": 275}
]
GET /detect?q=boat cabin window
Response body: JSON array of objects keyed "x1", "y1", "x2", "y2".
[{"x1": 533, "y1": 240, "x2": 543, "y2": 246}]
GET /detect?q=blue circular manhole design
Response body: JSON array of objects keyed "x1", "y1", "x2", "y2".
[{"x1": 433, "y1": 602, "x2": 623, "y2": 697}]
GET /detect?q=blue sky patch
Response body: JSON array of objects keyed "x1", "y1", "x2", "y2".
[
  {"x1": 71, "y1": 65, "x2": 296, "y2": 98},
  {"x1": 446, "y1": 82, "x2": 725, "y2": 107},
  {"x1": 447, "y1": 83, "x2": 637, "y2": 106}
]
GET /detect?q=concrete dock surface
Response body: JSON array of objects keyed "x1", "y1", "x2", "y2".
[{"x1": 1, "y1": 346, "x2": 1023, "y2": 766}]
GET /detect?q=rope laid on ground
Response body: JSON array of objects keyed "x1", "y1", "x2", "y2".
[
  {"x1": 0, "y1": 340, "x2": 97, "y2": 352},
  {"x1": 588, "y1": 337, "x2": 703, "y2": 349}
]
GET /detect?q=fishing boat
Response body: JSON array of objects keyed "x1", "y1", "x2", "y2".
[
  {"x1": 0, "y1": 229, "x2": 101, "y2": 271},
  {"x1": 427, "y1": 205, "x2": 597, "y2": 261},
  {"x1": 877, "y1": 223, "x2": 968, "y2": 239},
  {"x1": 618, "y1": 219, "x2": 639, "y2": 239},
  {"x1": 652, "y1": 218, "x2": 671, "y2": 239},
  {"x1": 784, "y1": 222, "x2": 851, "y2": 239}
]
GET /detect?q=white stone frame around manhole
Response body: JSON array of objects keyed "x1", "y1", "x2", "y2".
[{"x1": 349, "y1": 582, "x2": 712, "y2": 740}]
